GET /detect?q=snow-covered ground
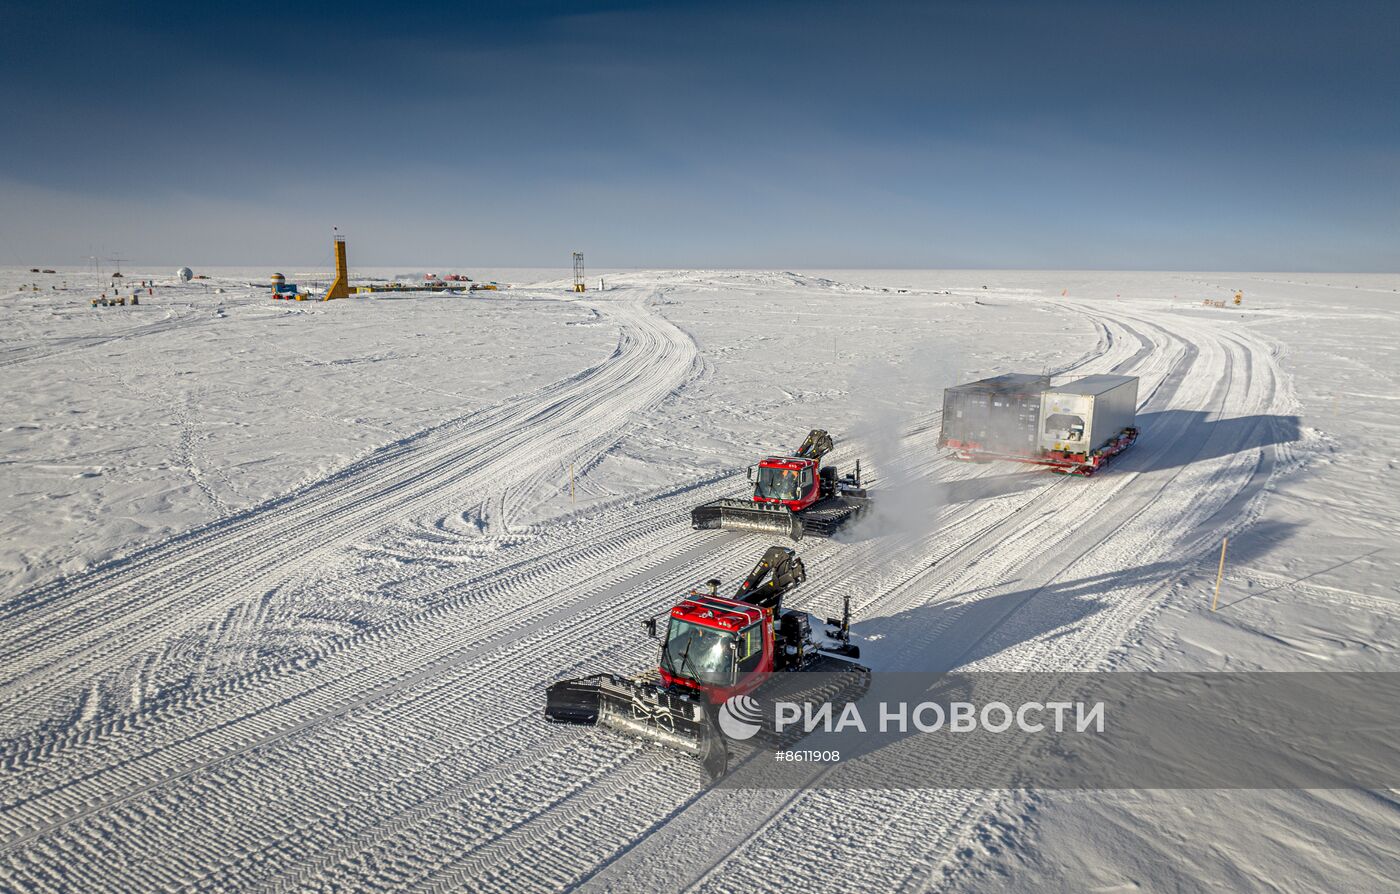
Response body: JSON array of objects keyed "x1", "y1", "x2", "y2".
[{"x1": 0, "y1": 266, "x2": 1395, "y2": 892}]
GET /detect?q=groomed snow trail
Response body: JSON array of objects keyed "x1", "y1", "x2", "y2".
[
  {"x1": 0, "y1": 286, "x2": 698, "y2": 749},
  {"x1": 0, "y1": 276, "x2": 1303, "y2": 893},
  {"x1": 575, "y1": 305, "x2": 1299, "y2": 894}
]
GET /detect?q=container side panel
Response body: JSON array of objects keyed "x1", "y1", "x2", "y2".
[{"x1": 1084, "y1": 379, "x2": 1139, "y2": 451}]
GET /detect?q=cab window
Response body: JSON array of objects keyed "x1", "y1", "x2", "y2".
[
  {"x1": 798, "y1": 467, "x2": 814, "y2": 495},
  {"x1": 736, "y1": 623, "x2": 764, "y2": 674}
]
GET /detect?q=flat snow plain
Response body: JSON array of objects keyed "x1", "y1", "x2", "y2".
[{"x1": 0, "y1": 267, "x2": 1396, "y2": 892}]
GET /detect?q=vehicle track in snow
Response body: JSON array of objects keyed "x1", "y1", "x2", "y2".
[
  {"x1": 0, "y1": 286, "x2": 1142, "y2": 889},
  {"x1": 232, "y1": 311, "x2": 1148, "y2": 894},
  {"x1": 716, "y1": 326, "x2": 1233, "y2": 894},
  {"x1": 0, "y1": 287, "x2": 1131, "y2": 888},
  {"x1": 610, "y1": 310, "x2": 1260, "y2": 889},
  {"x1": 0, "y1": 281, "x2": 1266, "y2": 893},
  {"x1": 567, "y1": 303, "x2": 1299, "y2": 894},
  {"x1": 0, "y1": 288, "x2": 699, "y2": 748},
  {"x1": 0, "y1": 307, "x2": 212, "y2": 370},
  {"x1": 237, "y1": 303, "x2": 1153, "y2": 892},
  {"x1": 780, "y1": 326, "x2": 1280, "y2": 892},
  {"x1": 552, "y1": 305, "x2": 1185, "y2": 892},
  {"x1": 782, "y1": 327, "x2": 1287, "y2": 894}
]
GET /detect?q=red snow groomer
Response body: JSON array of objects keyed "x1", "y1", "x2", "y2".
[
  {"x1": 544, "y1": 546, "x2": 868, "y2": 777},
  {"x1": 691, "y1": 429, "x2": 870, "y2": 540},
  {"x1": 939, "y1": 373, "x2": 1139, "y2": 476}
]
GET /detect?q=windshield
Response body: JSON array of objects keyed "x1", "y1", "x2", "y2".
[
  {"x1": 661, "y1": 618, "x2": 735, "y2": 686},
  {"x1": 754, "y1": 466, "x2": 802, "y2": 501}
]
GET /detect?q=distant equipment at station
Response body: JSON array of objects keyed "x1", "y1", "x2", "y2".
[
  {"x1": 273, "y1": 234, "x2": 350, "y2": 301},
  {"x1": 272, "y1": 234, "x2": 502, "y2": 303},
  {"x1": 176, "y1": 267, "x2": 194, "y2": 282},
  {"x1": 573, "y1": 252, "x2": 585, "y2": 293},
  {"x1": 270, "y1": 271, "x2": 306, "y2": 300},
  {"x1": 324, "y1": 234, "x2": 351, "y2": 301}
]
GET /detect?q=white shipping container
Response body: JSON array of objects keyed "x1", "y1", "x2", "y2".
[{"x1": 1039, "y1": 375, "x2": 1138, "y2": 455}]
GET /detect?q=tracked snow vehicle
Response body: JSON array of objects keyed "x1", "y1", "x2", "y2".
[
  {"x1": 691, "y1": 429, "x2": 870, "y2": 540},
  {"x1": 544, "y1": 546, "x2": 869, "y2": 777}
]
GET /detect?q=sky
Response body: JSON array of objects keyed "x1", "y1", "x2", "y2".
[{"x1": 1, "y1": 0, "x2": 1397, "y2": 270}]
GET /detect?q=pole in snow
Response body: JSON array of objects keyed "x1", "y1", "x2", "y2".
[{"x1": 1211, "y1": 537, "x2": 1229, "y2": 611}]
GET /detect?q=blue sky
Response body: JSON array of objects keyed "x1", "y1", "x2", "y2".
[{"x1": 2, "y1": 0, "x2": 1397, "y2": 269}]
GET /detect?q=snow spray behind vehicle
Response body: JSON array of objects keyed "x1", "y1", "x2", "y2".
[
  {"x1": 845, "y1": 345, "x2": 963, "y2": 552},
  {"x1": 939, "y1": 373, "x2": 1051, "y2": 457}
]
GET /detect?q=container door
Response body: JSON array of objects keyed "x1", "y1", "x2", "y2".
[{"x1": 1040, "y1": 394, "x2": 1091, "y2": 453}]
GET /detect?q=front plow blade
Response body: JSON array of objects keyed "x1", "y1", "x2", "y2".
[
  {"x1": 691, "y1": 498, "x2": 804, "y2": 541},
  {"x1": 545, "y1": 674, "x2": 729, "y2": 778}
]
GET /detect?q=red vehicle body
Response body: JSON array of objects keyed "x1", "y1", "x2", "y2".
[
  {"x1": 656, "y1": 594, "x2": 774, "y2": 703},
  {"x1": 544, "y1": 546, "x2": 866, "y2": 776},
  {"x1": 751, "y1": 456, "x2": 823, "y2": 512},
  {"x1": 691, "y1": 430, "x2": 869, "y2": 540}
]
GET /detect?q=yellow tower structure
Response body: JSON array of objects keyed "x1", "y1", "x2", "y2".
[{"x1": 324, "y1": 234, "x2": 350, "y2": 301}]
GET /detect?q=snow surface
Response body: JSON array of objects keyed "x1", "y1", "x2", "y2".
[{"x1": 0, "y1": 266, "x2": 1396, "y2": 892}]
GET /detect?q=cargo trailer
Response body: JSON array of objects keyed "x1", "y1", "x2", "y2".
[
  {"x1": 940, "y1": 373, "x2": 1139, "y2": 476},
  {"x1": 938, "y1": 373, "x2": 1050, "y2": 457},
  {"x1": 1036, "y1": 375, "x2": 1138, "y2": 475}
]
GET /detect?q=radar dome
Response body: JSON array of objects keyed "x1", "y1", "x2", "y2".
[{"x1": 176, "y1": 267, "x2": 193, "y2": 282}]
